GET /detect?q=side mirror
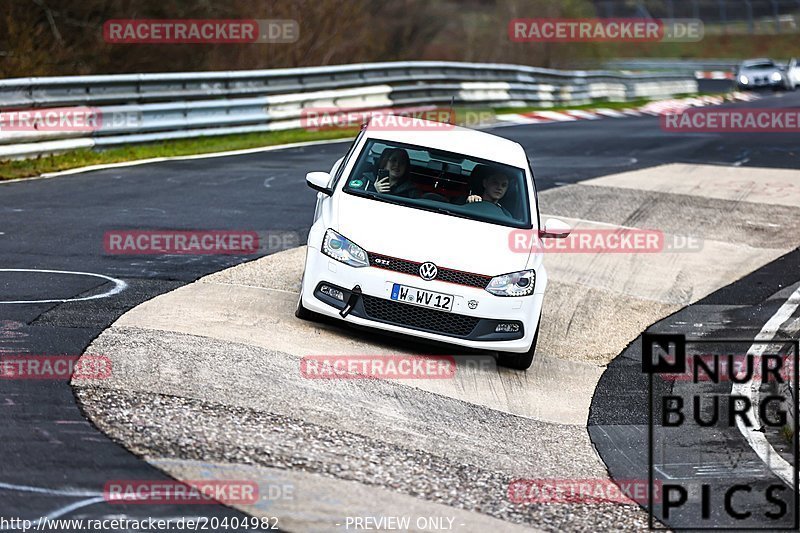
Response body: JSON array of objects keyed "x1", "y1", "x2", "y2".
[
  {"x1": 306, "y1": 171, "x2": 333, "y2": 195},
  {"x1": 539, "y1": 218, "x2": 571, "y2": 239}
]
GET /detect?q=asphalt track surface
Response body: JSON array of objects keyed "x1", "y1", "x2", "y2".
[{"x1": 1, "y1": 88, "x2": 799, "y2": 529}]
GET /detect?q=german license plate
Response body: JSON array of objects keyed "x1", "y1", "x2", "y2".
[{"x1": 390, "y1": 283, "x2": 453, "y2": 312}]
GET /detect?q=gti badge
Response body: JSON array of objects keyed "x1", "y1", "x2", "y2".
[
  {"x1": 419, "y1": 262, "x2": 438, "y2": 281},
  {"x1": 468, "y1": 300, "x2": 478, "y2": 309},
  {"x1": 374, "y1": 258, "x2": 391, "y2": 266}
]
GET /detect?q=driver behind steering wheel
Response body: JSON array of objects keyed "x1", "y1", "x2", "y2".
[{"x1": 466, "y1": 168, "x2": 512, "y2": 217}]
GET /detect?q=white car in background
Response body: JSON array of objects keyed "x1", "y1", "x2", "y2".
[
  {"x1": 736, "y1": 58, "x2": 798, "y2": 91},
  {"x1": 295, "y1": 117, "x2": 570, "y2": 370}
]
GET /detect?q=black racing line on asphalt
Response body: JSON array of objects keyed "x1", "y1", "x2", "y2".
[
  {"x1": 1, "y1": 89, "x2": 798, "y2": 526},
  {"x1": 589, "y1": 248, "x2": 800, "y2": 530}
]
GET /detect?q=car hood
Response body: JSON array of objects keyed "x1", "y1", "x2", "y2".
[
  {"x1": 741, "y1": 66, "x2": 781, "y2": 75},
  {"x1": 335, "y1": 194, "x2": 533, "y2": 276}
]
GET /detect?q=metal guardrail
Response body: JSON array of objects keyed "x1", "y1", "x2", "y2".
[
  {"x1": 601, "y1": 58, "x2": 744, "y2": 72},
  {"x1": 602, "y1": 58, "x2": 796, "y2": 73},
  {"x1": 0, "y1": 61, "x2": 698, "y2": 160}
]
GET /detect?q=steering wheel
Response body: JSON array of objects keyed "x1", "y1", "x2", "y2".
[{"x1": 461, "y1": 199, "x2": 506, "y2": 215}]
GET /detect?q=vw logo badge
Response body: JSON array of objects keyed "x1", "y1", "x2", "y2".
[
  {"x1": 468, "y1": 300, "x2": 478, "y2": 309},
  {"x1": 419, "y1": 262, "x2": 438, "y2": 281}
]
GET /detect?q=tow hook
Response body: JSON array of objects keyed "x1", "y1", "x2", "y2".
[{"x1": 340, "y1": 285, "x2": 362, "y2": 318}]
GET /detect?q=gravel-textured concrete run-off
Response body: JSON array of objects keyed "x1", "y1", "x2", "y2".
[
  {"x1": 76, "y1": 376, "x2": 650, "y2": 532},
  {"x1": 75, "y1": 326, "x2": 650, "y2": 531}
]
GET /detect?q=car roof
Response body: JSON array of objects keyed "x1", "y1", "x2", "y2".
[
  {"x1": 362, "y1": 116, "x2": 529, "y2": 168},
  {"x1": 741, "y1": 58, "x2": 775, "y2": 66}
]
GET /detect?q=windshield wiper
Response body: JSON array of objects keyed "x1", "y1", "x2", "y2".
[
  {"x1": 351, "y1": 189, "x2": 485, "y2": 221},
  {"x1": 430, "y1": 206, "x2": 472, "y2": 220},
  {"x1": 351, "y1": 189, "x2": 406, "y2": 207}
]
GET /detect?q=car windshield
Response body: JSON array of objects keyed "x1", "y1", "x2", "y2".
[
  {"x1": 342, "y1": 139, "x2": 532, "y2": 228},
  {"x1": 742, "y1": 61, "x2": 775, "y2": 69}
]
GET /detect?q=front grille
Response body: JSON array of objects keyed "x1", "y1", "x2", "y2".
[
  {"x1": 369, "y1": 252, "x2": 491, "y2": 289},
  {"x1": 370, "y1": 253, "x2": 419, "y2": 276},
  {"x1": 361, "y1": 295, "x2": 480, "y2": 337},
  {"x1": 439, "y1": 269, "x2": 492, "y2": 289}
]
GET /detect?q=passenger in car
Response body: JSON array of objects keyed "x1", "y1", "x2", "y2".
[
  {"x1": 466, "y1": 166, "x2": 513, "y2": 217},
  {"x1": 369, "y1": 148, "x2": 420, "y2": 198}
]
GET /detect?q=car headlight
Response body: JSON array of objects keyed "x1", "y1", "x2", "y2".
[
  {"x1": 738, "y1": 75, "x2": 749, "y2": 85},
  {"x1": 486, "y1": 269, "x2": 535, "y2": 297},
  {"x1": 771, "y1": 72, "x2": 783, "y2": 82},
  {"x1": 322, "y1": 229, "x2": 369, "y2": 267}
]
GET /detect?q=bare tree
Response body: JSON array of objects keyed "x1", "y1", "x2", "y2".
[{"x1": 0, "y1": 0, "x2": 604, "y2": 78}]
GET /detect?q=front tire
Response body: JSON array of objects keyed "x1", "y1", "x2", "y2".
[
  {"x1": 498, "y1": 324, "x2": 539, "y2": 371},
  {"x1": 295, "y1": 278, "x2": 320, "y2": 321}
]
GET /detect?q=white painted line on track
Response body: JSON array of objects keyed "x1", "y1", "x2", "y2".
[
  {"x1": 0, "y1": 138, "x2": 351, "y2": 184},
  {"x1": 0, "y1": 93, "x2": 753, "y2": 186},
  {"x1": 730, "y1": 285, "x2": 800, "y2": 488},
  {"x1": 0, "y1": 269, "x2": 127, "y2": 304},
  {"x1": 34, "y1": 497, "x2": 107, "y2": 523},
  {"x1": 0, "y1": 484, "x2": 204, "y2": 530}
]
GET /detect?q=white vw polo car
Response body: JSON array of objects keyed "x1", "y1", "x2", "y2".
[{"x1": 296, "y1": 117, "x2": 570, "y2": 370}]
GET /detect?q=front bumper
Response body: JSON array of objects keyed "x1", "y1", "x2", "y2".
[
  {"x1": 739, "y1": 78, "x2": 785, "y2": 90},
  {"x1": 300, "y1": 246, "x2": 544, "y2": 353}
]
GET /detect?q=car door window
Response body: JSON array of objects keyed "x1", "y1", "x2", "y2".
[{"x1": 331, "y1": 129, "x2": 365, "y2": 192}]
